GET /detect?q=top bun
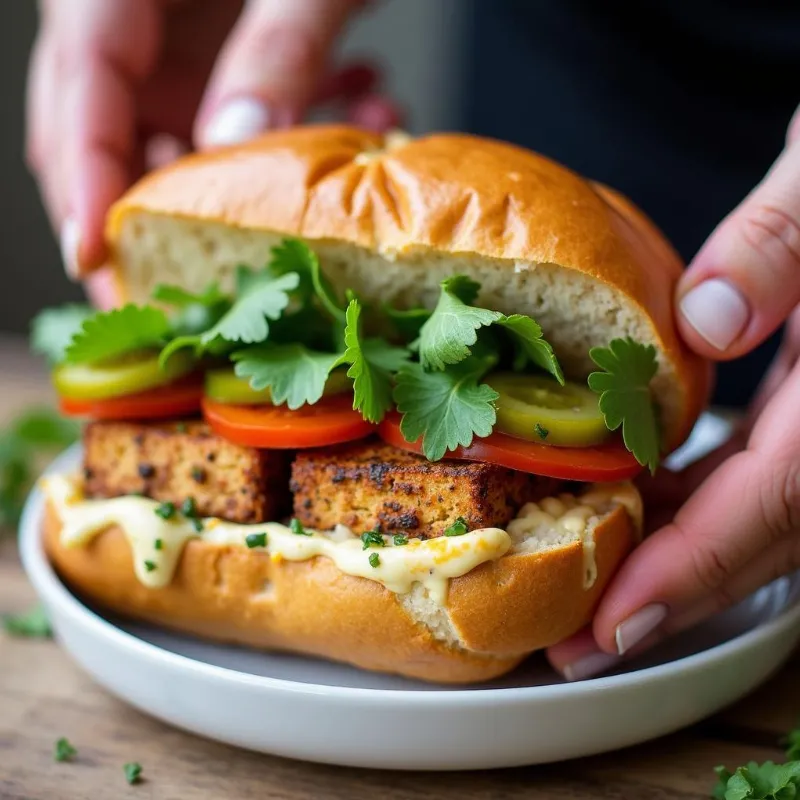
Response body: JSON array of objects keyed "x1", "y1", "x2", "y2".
[{"x1": 106, "y1": 125, "x2": 710, "y2": 450}]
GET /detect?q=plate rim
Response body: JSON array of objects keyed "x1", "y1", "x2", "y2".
[{"x1": 21, "y1": 444, "x2": 800, "y2": 706}]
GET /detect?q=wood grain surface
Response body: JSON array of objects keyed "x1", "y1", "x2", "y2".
[{"x1": 0, "y1": 335, "x2": 797, "y2": 800}]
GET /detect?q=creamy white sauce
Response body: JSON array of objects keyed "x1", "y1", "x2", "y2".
[
  {"x1": 43, "y1": 474, "x2": 636, "y2": 603},
  {"x1": 43, "y1": 474, "x2": 510, "y2": 603}
]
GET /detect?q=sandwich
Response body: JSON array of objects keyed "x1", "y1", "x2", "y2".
[{"x1": 32, "y1": 125, "x2": 709, "y2": 684}]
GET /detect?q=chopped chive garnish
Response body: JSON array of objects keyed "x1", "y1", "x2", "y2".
[
  {"x1": 154, "y1": 539, "x2": 163, "y2": 551},
  {"x1": 245, "y1": 532, "x2": 268, "y2": 549},
  {"x1": 290, "y1": 518, "x2": 311, "y2": 536},
  {"x1": 154, "y1": 501, "x2": 175, "y2": 520},
  {"x1": 191, "y1": 518, "x2": 204, "y2": 533},
  {"x1": 360, "y1": 530, "x2": 385, "y2": 550},
  {"x1": 444, "y1": 517, "x2": 469, "y2": 537},
  {"x1": 54, "y1": 737, "x2": 77, "y2": 762},
  {"x1": 393, "y1": 534, "x2": 409, "y2": 546},
  {"x1": 144, "y1": 560, "x2": 157, "y2": 572},
  {"x1": 180, "y1": 497, "x2": 198, "y2": 518},
  {"x1": 123, "y1": 762, "x2": 143, "y2": 785},
  {"x1": 368, "y1": 552, "x2": 381, "y2": 568}
]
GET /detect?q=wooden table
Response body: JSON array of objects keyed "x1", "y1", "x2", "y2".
[{"x1": 1, "y1": 335, "x2": 798, "y2": 799}]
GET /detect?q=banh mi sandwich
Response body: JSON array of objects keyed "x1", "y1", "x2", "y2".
[{"x1": 32, "y1": 126, "x2": 710, "y2": 684}]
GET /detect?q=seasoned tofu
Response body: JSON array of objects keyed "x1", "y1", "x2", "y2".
[
  {"x1": 82, "y1": 420, "x2": 290, "y2": 523},
  {"x1": 291, "y1": 439, "x2": 559, "y2": 539}
]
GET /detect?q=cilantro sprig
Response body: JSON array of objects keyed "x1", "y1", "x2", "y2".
[
  {"x1": 713, "y1": 760, "x2": 800, "y2": 799},
  {"x1": 415, "y1": 275, "x2": 563, "y2": 383},
  {"x1": 31, "y1": 304, "x2": 93, "y2": 364},
  {"x1": 588, "y1": 337, "x2": 661, "y2": 473},
  {"x1": 2, "y1": 603, "x2": 52, "y2": 638}
]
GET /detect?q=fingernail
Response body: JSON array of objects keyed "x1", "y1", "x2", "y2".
[
  {"x1": 562, "y1": 651, "x2": 621, "y2": 682},
  {"x1": 60, "y1": 217, "x2": 80, "y2": 279},
  {"x1": 615, "y1": 603, "x2": 668, "y2": 655},
  {"x1": 201, "y1": 98, "x2": 271, "y2": 148},
  {"x1": 679, "y1": 278, "x2": 749, "y2": 351}
]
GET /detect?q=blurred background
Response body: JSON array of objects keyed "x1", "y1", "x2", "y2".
[{"x1": 2, "y1": 0, "x2": 797, "y2": 405}]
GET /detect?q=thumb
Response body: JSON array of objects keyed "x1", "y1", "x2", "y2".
[
  {"x1": 195, "y1": 0, "x2": 366, "y2": 149},
  {"x1": 677, "y1": 108, "x2": 800, "y2": 360}
]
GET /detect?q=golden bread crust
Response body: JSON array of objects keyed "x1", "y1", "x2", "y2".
[{"x1": 43, "y1": 496, "x2": 635, "y2": 684}]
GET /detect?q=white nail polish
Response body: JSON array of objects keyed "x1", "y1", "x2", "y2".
[
  {"x1": 562, "y1": 652, "x2": 621, "y2": 682},
  {"x1": 679, "y1": 278, "x2": 749, "y2": 351},
  {"x1": 60, "y1": 217, "x2": 80, "y2": 279},
  {"x1": 615, "y1": 603, "x2": 668, "y2": 655},
  {"x1": 202, "y1": 98, "x2": 271, "y2": 148}
]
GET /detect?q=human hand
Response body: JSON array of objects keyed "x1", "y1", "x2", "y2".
[
  {"x1": 26, "y1": 0, "x2": 400, "y2": 306},
  {"x1": 547, "y1": 104, "x2": 800, "y2": 681}
]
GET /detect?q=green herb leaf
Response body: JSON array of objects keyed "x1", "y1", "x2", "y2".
[
  {"x1": 290, "y1": 518, "x2": 311, "y2": 536},
  {"x1": 588, "y1": 337, "x2": 661, "y2": 473},
  {"x1": 269, "y1": 239, "x2": 345, "y2": 322},
  {"x1": 496, "y1": 315, "x2": 564, "y2": 384},
  {"x1": 152, "y1": 282, "x2": 226, "y2": 308},
  {"x1": 65, "y1": 305, "x2": 171, "y2": 365},
  {"x1": 368, "y1": 552, "x2": 381, "y2": 568},
  {"x1": 534, "y1": 423, "x2": 549, "y2": 440},
  {"x1": 393, "y1": 534, "x2": 409, "y2": 546},
  {"x1": 30, "y1": 304, "x2": 94, "y2": 363},
  {"x1": 154, "y1": 539, "x2": 163, "y2": 551},
  {"x1": 232, "y1": 344, "x2": 342, "y2": 410},
  {"x1": 416, "y1": 276, "x2": 501, "y2": 370},
  {"x1": 444, "y1": 517, "x2": 468, "y2": 536},
  {"x1": 394, "y1": 356, "x2": 498, "y2": 462},
  {"x1": 338, "y1": 300, "x2": 410, "y2": 424},
  {"x1": 361, "y1": 530, "x2": 385, "y2": 550},
  {"x1": 414, "y1": 276, "x2": 562, "y2": 382},
  {"x1": 191, "y1": 518, "x2": 204, "y2": 533},
  {"x1": 245, "y1": 532, "x2": 268, "y2": 549},
  {"x1": 784, "y1": 725, "x2": 800, "y2": 761},
  {"x1": 124, "y1": 762, "x2": 143, "y2": 785},
  {"x1": 160, "y1": 271, "x2": 299, "y2": 365},
  {"x1": 54, "y1": 737, "x2": 77, "y2": 762},
  {"x1": 154, "y1": 501, "x2": 175, "y2": 520},
  {"x1": 180, "y1": 497, "x2": 198, "y2": 518},
  {"x1": 713, "y1": 760, "x2": 800, "y2": 799},
  {"x1": 2, "y1": 604, "x2": 52, "y2": 638},
  {"x1": 0, "y1": 408, "x2": 79, "y2": 528}
]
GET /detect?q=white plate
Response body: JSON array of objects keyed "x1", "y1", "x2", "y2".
[{"x1": 19, "y1": 415, "x2": 800, "y2": 771}]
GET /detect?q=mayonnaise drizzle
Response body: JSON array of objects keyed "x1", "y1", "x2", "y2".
[{"x1": 43, "y1": 474, "x2": 510, "y2": 604}]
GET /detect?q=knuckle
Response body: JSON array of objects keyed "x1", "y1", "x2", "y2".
[
  {"x1": 762, "y1": 460, "x2": 800, "y2": 537},
  {"x1": 739, "y1": 204, "x2": 800, "y2": 277}
]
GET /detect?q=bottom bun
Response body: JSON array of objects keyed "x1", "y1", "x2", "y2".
[{"x1": 43, "y1": 484, "x2": 639, "y2": 685}]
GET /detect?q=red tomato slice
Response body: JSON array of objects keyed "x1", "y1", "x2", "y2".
[
  {"x1": 378, "y1": 413, "x2": 643, "y2": 482},
  {"x1": 202, "y1": 395, "x2": 375, "y2": 449},
  {"x1": 59, "y1": 377, "x2": 204, "y2": 420}
]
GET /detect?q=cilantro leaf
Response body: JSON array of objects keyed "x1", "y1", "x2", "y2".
[
  {"x1": 124, "y1": 762, "x2": 143, "y2": 785},
  {"x1": 232, "y1": 344, "x2": 343, "y2": 409},
  {"x1": 338, "y1": 300, "x2": 407, "y2": 423},
  {"x1": 714, "y1": 760, "x2": 800, "y2": 800},
  {"x1": 152, "y1": 282, "x2": 226, "y2": 308},
  {"x1": 160, "y1": 270, "x2": 299, "y2": 365},
  {"x1": 588, "y1": 337, "x2": 661, "y2": 473},
  {"x1": 30, "y1": 304, "x2": 93, "y2": 364},
  {"x1": 415, "y1": 276, "x2": 563, "y2": 382},
  {"x1": 0, "y1": 408, "x2": 79, "y2": 528},
  {"x1": 784, "y1": 725, "x2": 800, "y2": 761},
  {"x1": 2, "y1": 604, "x2": 52, "y2": 638},
  {"x1": 497, "y1": 314, "x2": 564, "y2": 384},
  {"x1": 269, "y1": 238, "x2": 345, "y2": 322},
  {"x1": 394, "y1": 356, "x2": 499, "y2": 461},
  {"x1": 64, "y1": 305, "x2": 170, "y2": 365},
  {"x1": 416, "y1": 276, "x2": 501, "y2": 370},
  {"x1": 55, "y1": 737, "x2": 77, "y2": 762}
]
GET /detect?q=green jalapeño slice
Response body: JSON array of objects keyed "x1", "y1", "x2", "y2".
[
  {"x1": 53, "y1": 349, "x2": 196, "y2": 401},
  {"x1": 204, "y1": 367, "x2": 352, "y2": 405},
  {"x1": 487, "y1": 372, "x2": 610, "y2": 447}
]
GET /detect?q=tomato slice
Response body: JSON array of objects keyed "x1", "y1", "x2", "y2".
[
  {"x1": 378, "y1": 413, "x2": 643, "y2": 482},
  {"x1": 59, "y1": 376, "x2": 204, "y2": 420},
  {"x1": 202, "y1": 395, "x2": 375, "y2": 449}
]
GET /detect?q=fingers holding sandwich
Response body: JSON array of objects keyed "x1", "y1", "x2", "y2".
[{"x1": 548, "y1": 346, "x2": 800, "y2": 680}]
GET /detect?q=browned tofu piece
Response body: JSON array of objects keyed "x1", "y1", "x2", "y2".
[
  {"x1": 291, "y1": 439, "x2": 559, "y2": 539},
  {"x1": 83, "y1": 420, "x2": 290, "y2": 523}
]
